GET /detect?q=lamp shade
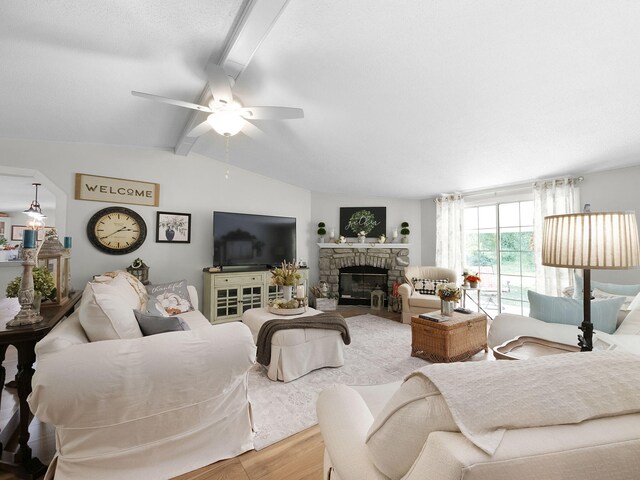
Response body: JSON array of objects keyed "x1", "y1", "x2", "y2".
[{"x1": 542, "y1": 212, "x2": 640, "y2": 269}]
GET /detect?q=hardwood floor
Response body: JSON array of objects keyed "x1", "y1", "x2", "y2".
[{"x1": 0, "y1": 305, "x2": 470, "y2": 480}]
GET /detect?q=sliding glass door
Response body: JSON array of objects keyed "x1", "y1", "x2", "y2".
[{"x1": 464, "y1": 200, "x2": 534, "y2": 316}]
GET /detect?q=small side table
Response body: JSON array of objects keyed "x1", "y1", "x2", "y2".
[
  {"x1": 461, "y1": 286, "x2": 493, "y2": 320},
  {"x1": 0, "y1": 291, "x2": 82, "y2": 479}
]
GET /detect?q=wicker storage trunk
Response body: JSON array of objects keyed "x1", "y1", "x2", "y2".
[{"x1": 411, "y1": 312, "x2": 487, "y2": 363}]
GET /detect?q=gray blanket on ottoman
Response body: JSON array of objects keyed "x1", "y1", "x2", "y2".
[{"x1": 256, "y1": 312, "x2": 351, "y2": 366}]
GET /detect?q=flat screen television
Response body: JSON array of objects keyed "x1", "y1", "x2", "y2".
[{"x1": 213, "y1": 211, "x2": 296, "y2": 268}]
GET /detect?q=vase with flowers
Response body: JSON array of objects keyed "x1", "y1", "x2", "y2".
[
  {"x1": 271, "y1": 260, "x2": 301, "y2": 301},
  {"x1": 436, "y1": 282, "x2": 461, "y2": 316},
  {"x1": 465, "y1": 274, "x2": 481, "y2": 289}
]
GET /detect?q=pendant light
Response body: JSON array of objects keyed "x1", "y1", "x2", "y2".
[{"x1": 24, "y1": 183, "x2": 46, "y2": 219}]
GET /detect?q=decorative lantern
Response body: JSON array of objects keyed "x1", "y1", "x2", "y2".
[
  {"x1": 36, "y1": 229, "x2": 71, "y2": 306},
  {"x1": 127, "y1": 258, "x2": 149, "y2": 285},
  {"x1": 371, "y1": 285, "x2": 385, "y2": 310}
]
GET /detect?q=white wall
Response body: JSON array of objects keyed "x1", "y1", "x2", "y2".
[
  {"x1": 0, "y1": 138, "x2": 311, "y2": 301},
  {"x1": 580, "y1": 164, "x2": 640, "y2": 284},
  {"x1": 420, "y1": 198, "x2": 437, "y2": 265},
  {"x1": 309, "y1": 192, "x2": 422, "y2": 287}
]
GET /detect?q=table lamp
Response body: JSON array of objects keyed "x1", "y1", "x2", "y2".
[{"x1": 541, "y1": 211, "x2": 640, "y2": 351}]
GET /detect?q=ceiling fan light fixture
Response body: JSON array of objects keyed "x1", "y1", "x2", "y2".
[{"x1": 207, "y1": 111, "x2": 244, "y2": 137}]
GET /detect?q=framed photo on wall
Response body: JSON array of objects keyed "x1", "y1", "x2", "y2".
[
  {"x1": 339, "y1": 207, "x2": 386, "y2": 237},
  {"x1": 11, "y1": 225, "x2": 53, "y2": 241},
  {"x1": 156, "y1": 212, "x2": 191, "y2": 243}
]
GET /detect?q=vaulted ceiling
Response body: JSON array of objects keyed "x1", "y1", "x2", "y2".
[{"x1": 1, "y1": 1, "x2": 639, "y2": 199}]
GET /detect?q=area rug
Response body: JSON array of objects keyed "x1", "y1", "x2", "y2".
[{"x1": 248, "y1": 313, "x2": 429, "y2": 450}]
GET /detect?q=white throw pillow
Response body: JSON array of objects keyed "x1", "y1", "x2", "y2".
[
  {"x1": 366, "y1": 375, "x2": 457, "y2": 480},
  {"x1": 592, "y1": 288, "x2": 636, "y2": 311},
  {"x1": 79, "y1": 279, "x2": 143, "y2": 342}
]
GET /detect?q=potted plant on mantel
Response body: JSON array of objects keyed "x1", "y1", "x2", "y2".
[
  {"x1": 317, "y1": 222, "x2": 327, "y2": 243},
  {"x1": 400, "y1": 222, "x2": 410, "y2": 243}
]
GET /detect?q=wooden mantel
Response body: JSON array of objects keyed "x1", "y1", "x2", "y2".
[{"x1": 317, "y1": 243, "x2": 411, "y2": 249}]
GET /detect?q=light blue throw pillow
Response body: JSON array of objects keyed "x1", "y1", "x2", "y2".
[
  {"x1": 528, "y1": 290, "x2": 625, "y2": 334},
  {"x1": 573, "y1": 273, "x2": 640, "y2": 299}
]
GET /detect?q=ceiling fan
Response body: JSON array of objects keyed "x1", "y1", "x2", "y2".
[{"x1": 132, "y1": 63, "x2": 304, "y2": 138}]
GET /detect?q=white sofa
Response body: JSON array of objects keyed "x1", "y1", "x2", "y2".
[
  {"x1": 397, "y1": 266, "x2": 457, "y2": 324},
  {"x1": 28, "y1": 273, "x2": 257, "y2": 480},
  {"x1": 318, "y1": 373, "x2": 640, "y2": 480},
  {"x1": 488, "y1": 307, "x2": 640, "y2": 352}
]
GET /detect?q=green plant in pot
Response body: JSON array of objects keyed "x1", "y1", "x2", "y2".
[
  {"x1": 317, "y1": 222, "x2": 327, "y2": 242},
  {"x1": 400, "y1": 222, "x2": 410, "y2": 243},
  {"x1": 6, "y1": 267, "x2": 57, "y2": 311}
]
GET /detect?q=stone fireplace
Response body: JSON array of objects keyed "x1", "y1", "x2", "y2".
[{"x1": 318, "y1": 246, "x2": 409, "y2": 305}]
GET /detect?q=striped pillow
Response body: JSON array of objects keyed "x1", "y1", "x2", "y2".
[{"x1": 412, "y1": 278, "x2": 449, "y2": 296}]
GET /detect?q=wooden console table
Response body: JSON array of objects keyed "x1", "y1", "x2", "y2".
[{"x1": 0, "y1": 291, "x2": 82, "y2": 479}]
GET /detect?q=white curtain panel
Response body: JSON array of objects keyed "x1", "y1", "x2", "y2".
[
  {"x1": 435, "y1": 194, "x2": 465, "y2": 275},
  {"x1": 533, "y1": 178, "x2": 580, "y2": 295}
]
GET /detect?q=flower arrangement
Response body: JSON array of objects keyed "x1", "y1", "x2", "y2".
[
  {"x1": 158, "y1": 215, "x2": 188, "y2": 234},
  {"x1": 271, "y1": 260, "x2": 301, "y2": 286},
  {"x1": 6, "y1": 267, "x2": 56, "y2": 301},
  {"x1": 465, "y1": 275, "x2": 481, "y2": 284},
  {"x1": 436, "y1": 282, "x2": 461, "y2": 302}
]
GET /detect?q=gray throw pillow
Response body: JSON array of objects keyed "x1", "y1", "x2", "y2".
[
  {"x1": 133, "y1": 310, "x2": 191, "y2": 336},
  {"x1": 146, "y1": 280, "x2": 193, "y2": 315}
]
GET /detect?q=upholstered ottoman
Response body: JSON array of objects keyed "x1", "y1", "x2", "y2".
[{"x1": 242, "y1": 307, "x2": 345, "y2": 382}]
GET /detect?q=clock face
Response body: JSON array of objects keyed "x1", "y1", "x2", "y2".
[{"x1": 87, "y1": 207, "x2": 147, "y2": 255}]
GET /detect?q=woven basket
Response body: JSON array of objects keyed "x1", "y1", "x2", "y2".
[{"x1": 411, "y1": 312, "x2": 487, "y2": 363}]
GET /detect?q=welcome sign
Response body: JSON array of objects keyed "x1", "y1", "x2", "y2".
[{"x1": 75, "y1": 173, "x2": 160, "y2": 207}]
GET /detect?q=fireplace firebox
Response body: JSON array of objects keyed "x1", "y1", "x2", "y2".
[{"x1": 339, "y1": 266, "x2": 387, "y2": 306}]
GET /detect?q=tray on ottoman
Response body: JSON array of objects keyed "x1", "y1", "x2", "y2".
[{"x1": 411, "y1": 311, "x2": 487, "y2": 363}]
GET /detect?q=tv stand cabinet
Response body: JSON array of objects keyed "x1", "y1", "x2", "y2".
[{"x1": 203, "y1": 268, "x2": 309, "y2": 324}]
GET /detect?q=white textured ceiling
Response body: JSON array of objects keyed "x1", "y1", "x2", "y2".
[{"x1": 1, "y1": 1, "x2": 640, "y2": 199}]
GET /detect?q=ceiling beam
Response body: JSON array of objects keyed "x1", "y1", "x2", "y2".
[{"x1": 174, "y1": 0, "x2": 291, "y2": 156}]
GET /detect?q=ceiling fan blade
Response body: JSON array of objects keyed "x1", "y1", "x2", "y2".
[
  {"x1": 240, "y1": 120, "x2": 269, "y2": 141},
  {"x1": 131, "y1": 91, "x2": 213, "y2": 113},
  {"x1": 187, "y1": 120, "x2": 212, "y2": 138},
  {"x1": 238, "y1": 106, "x2": 304, "y2": 120},
  {"x1": 205, "y1": 64, "x2": 233, "y2": 105}
]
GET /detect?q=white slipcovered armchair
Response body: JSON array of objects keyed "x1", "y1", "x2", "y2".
[{"x1": 397, "y1": 266, "x2": 457, "y2": 324}]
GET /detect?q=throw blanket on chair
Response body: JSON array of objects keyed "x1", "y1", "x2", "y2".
[
  {"x1": 407, "y1": 350, "x2": 640, "y2": 455},
  {"x1": 256, "y1": 312, "x2": 351, "y2": 366}
]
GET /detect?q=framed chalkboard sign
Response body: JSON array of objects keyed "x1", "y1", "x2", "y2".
[{"x1": 340, "y1": 207, "x2": 386, "y2": 237}]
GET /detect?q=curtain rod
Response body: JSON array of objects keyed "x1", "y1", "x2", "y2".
[{"x1": 434, "y1": 176, "x2": 584, "y2": 202}]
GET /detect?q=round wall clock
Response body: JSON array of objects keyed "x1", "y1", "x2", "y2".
[{"x1": 87, "y1": 206, "x2": 147, "y2": 255}]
